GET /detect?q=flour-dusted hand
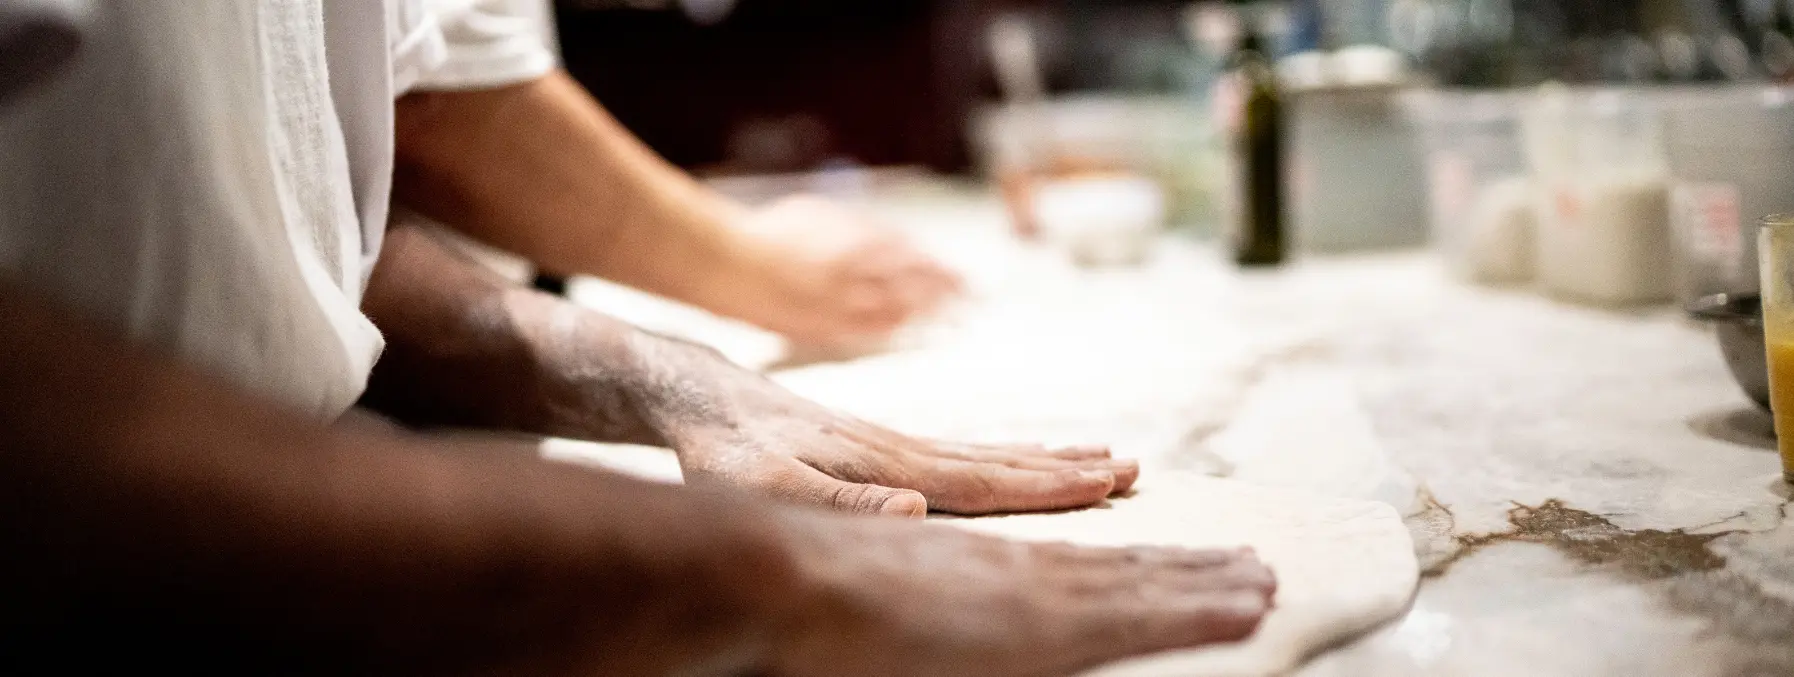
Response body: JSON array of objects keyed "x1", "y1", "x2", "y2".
[
  {"x1": 627, "y1": 334, "x2": 1137, "y2": 517},
  {"x1": 724, "y1": 194, "x2": 963, "y2": 345},
  {"x1": 772, "y1": 511, "x2": 1277, "y2": 677}
]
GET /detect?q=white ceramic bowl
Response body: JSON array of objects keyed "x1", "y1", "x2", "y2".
[{"x1": 1031, "y1": 174, "x2": 1167, "y2": 267}]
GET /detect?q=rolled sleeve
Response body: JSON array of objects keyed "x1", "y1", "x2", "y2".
[{"x1": 412, "y1": 0, "x2": 557, "y2": 92}]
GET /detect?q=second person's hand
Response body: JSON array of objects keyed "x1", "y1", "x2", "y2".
[{"x1": 716, "y1": 194, "x2": 963, "y2": 346}]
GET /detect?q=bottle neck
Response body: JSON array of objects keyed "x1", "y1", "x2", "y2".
[
  {"x1": 1233, "y1": 31, "x2": 1272, "y2": 73},
  {"x1": 1240, "y1": 31, "x2": 1264, "y2": 55}
]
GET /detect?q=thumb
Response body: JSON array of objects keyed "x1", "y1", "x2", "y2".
[{"x1": 793, "y1": 465, "x2": 928, "y2": 518}]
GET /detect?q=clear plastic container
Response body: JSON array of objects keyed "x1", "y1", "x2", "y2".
[
  {"x1": 1287, "y1": 85, "x2": 1429, "y2": 252},
  {"x1": 1522, "y1": 87, "x2": 1675, "y2": 306},
  {"x1": 1664, "y1": 86, "x2": 1794, "y2": 303},
  {"x1": 969, "y1": 96, "x2": 1218, "y2": 237},
  {"x1": 1408, "y1": 89, "x2": 1534, "y2": 284}
]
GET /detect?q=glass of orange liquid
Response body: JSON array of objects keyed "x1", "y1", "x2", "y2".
[{"x1": 1761, "y1": 214, "x2": 1794, "y2": 483}]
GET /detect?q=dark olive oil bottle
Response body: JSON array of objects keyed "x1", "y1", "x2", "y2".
[{"x1": 1229, "y1": 30, "x2": 1285, "y2": 266}]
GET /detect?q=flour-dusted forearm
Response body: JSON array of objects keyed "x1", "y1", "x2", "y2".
[{"x1": 358, "y1": 221, "x2": 675, "y2": 445}]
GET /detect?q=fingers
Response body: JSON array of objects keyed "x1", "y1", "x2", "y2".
[
  {"x1": 1111, "y1": 591, "x2": 1271, "y2": 650},
  {"x1": 1055, "y1": 545, "x2": 1276, "y2": 602},
  {"x1": 892, "y1": 271, "x2": 951, "y2": 319},
  {"x1": 1033, "y1": 445, "x2": 1112, "y2": 461},
  {"x1": 868, "y1": 487, "x2": 930, "y2": 518},
  {"x1": 918, "y1": 441, "x2": 1134, "y2": 495},
  {"x1": 983, "y1": 455, "x2": 1140, "y2": 495},
  {"x1": 838, "y1": 284, "x2": 913, "y2": 334},
  {"x1": 895, "y1": 259, "x2": 962, "y2": 309},
  {"x1": 935, "y1": 441, "x2": 1113, "y2": 462},
  {"x1": 841, "y1": 274, "x2": 948, "y2": 335},
  {"x1": 764, "y1": 464, "x2": 930, "y2": 518},
  {"x1": 1158, "y1": 551, "x2": 1279, "y2": 605},
  {"x1": 844, "y1": 245, "x2": 959, "y2": 330},
  {"x1": 820, "y1": 422, "x2": 1134, "y2": 511},
  {"x1": 918, "y1": 461, "x2": 1118, "y2": 515},
  {"x1": 928, "y1": 262, "x2": 966, "y2": 295},
  {"x1": 1045, "y1": 546, "x2": 1277, "y2": 674},
  {"x1": 1033, "y1": 542, "x2": 1240, "y2": 572}
]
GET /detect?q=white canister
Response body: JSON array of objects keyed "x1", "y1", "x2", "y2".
[
  {"x1": 1408, "y1": 88, "x2": 1534, "y2": 284},
  {"x1": 1523, "y1": 87, "x2": 1674, "y2": 306}
]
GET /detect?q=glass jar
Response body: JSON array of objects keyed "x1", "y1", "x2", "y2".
[{"x1": 1758, "y1": 213, "x2": 1794, "y2": 483}]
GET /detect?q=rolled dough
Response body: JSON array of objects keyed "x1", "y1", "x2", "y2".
[
  {"x1": 543, "y1": 441, "x2": 1419, "y2": 677},
  {"x1": 1193, "y1": 366, "x2": 1422, "y2": 514}
]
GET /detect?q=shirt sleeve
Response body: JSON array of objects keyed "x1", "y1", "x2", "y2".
[
  {"x1": 0, "y1": 2, "x2": 388, "y2": 418},
  {"x1": 411, "y1": 0, "x2": 557, "y2": 92}
]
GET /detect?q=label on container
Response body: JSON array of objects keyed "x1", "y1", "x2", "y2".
[
  {"x1": 1535, "y1": 179, "x2": 1578, "y2": 229},
  {"x1": 1550, "y1": 183, "x2": 1582, "y2": 227},
  {"x1": 1214, "y1": 74, "x2": 1243, "y2": 246},
  {"x1": 1212, "y1": 73, "x2": 1244, "y2": 137},
  {"x1": 1427, "y1": 151, "x2": 1473, "y2": 226},
  {"x1": 1671, "y1": 182, "x2": 1743, "y2": 278}
]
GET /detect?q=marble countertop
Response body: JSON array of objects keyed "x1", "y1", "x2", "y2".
[
  {"x1": 564, "y1": 183, "x2": 1794, "y2": 677},
  {"x1": 1246, "y1": 255, "x2": 1794, "y2": 677}
]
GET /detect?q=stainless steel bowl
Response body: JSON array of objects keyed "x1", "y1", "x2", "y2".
[{"x1": 1689, "y1": 293, "x2": 1770, "y2": 410}]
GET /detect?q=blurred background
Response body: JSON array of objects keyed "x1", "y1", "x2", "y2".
[{"x1": 552, "y1": 0, "x2": 1794, "y2": 305}]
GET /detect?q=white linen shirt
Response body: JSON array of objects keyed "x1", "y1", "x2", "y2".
[{"x1": 0, "y1": 0, "x2": 555, "y2": 419}]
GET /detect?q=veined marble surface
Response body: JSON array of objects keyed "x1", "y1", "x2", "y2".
[{"x1": 561, "y1": 185, "x2": 1794, "y2": 677}]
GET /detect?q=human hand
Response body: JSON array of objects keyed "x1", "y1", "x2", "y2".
[
  {"x1": 632, "y1": 337, "x2": 1137, "y2": 517},
  {"x1": 721, "y1": 195, "x2": 962, "y2": 345},
  {"x1": 770, "y1": 509, "x2": 1276, "y2": 677}
]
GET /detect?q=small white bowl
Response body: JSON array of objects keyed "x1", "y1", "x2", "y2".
[{"x1": 1031, "y1": 174, "x2": 1167, "y2": 267}]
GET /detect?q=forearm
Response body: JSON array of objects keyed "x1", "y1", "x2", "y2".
[
  {"x1": 0, "y1": 280, "x2": 804, "y2": 673},
  {"x1": 360, "y1": 221, "x2": 669, "y2": 444},
  {"x1": 360, "y1": 221, "x2": 761, "y2": 447},
  {"x1": 392, "y1": 71, "x2": 746, "y2": 306}
]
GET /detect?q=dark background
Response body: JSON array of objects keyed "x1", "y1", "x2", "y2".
[
  {"x1": 555, "y1": 0, "x2": 1785, "y2": 174},
  {"x1": 556, "y1": 0, "x2": 1202, "y2": 174},
  {"x1": 558, "y1": 0, "x2": 991, "y2": 174}
]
